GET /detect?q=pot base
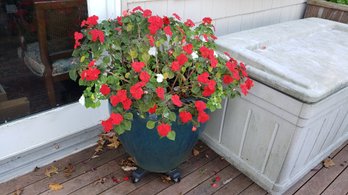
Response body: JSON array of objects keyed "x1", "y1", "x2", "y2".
[{"x1": 131, "y1": 167, "x2": 181, "y2": 183}]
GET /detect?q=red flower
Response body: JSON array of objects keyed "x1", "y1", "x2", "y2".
[
  {"x1": 117, "y1": 16, "x2": 123, "y2": 25},
  {"x1": 202, "y1": 17, "x2": 212, "y2": 25},
  {"x1": 110, "y1": 89, "x2": 128, "y2": 106},
  {"x1": 245, "y1": 78, "x2": 254, "y2": 89},
  {"x1": 171, "y1": 61, "x2": 181, "y2": 72},
  {"x1": 88, "y1": 60, "x2": 95, "y2": 67},
  {"x1": 80, "y1": 67, "x2": 100, "y2": 81},
  {"x1": 130, "y1": 82, "x2": 144, "y2": 100},
  {"x1": 173, "y1": 13, "x2": 181, "y2": 20},
  {"x1": 198, "y1": 111, "x2": 209, "y2": 123},
  {"x1": 156, "y1": 87, "x2": 165, "y2": 100},
  {"x1": 110, "y1": 95, "x2": 119, "y2": 106},
  {"x1": 147, "y1": 35, "x2": 155, "y2": 46},
  {"x1": 74, "y1": 32, "x2": 83, "y2": 49},
  {"x1": 171, "y1": 95, "x2": 183, "y2": 107},
  {"x1": 176, "y1": 53, "x2": 188, "y2": 66},
  {"x1": 116, "y1": 90, "x2": 128, "y2": 102},
  {"x1": 132, "y1": 6, "x2": 143, "y2": 12},
  {"x1": 203, "y1": 34, "x2": 209, "y2": 42},
  {"x1": 148, "y1": 16, "x2": 163, "y2": 34},
  {"x1": 223, "y1": 75, "x2": 234, "y2": 84},
  {"x1": 143, "y1": 9, "x2": 152, "y2": 17},
  {"x1": 226, "y1": 60, "x2": 237, "y2": 72},
  {"x1": 131, "y1": 62, "x2": 145, "y2": 73},
  {"x1": 210, "y1": 34, "x2": 218, "y2": 40},
  {"x1": 197, "y1": 72, "x2": 210, "y2": 84},
  {"x1": 81, "y1": 15, "x2": 98, "y2": 28},
  {"x1": 110, "y1": 113, "x2": 123, "y2": 125},
  {"x1": 163, "y1": 16, "x2": 170, "y2": 25},
  {"x1": 101, "y1": 118, "x2": 113, "y2": 132},
  {"x1": 89, "y1": 29, "x2": 105, "y2": 43},
  {"x1": 239, "y1": 62, "x2": 248, "y2": 77},
  {"x1": 240, "y1": 84, "x2": 248, "y2": 95},
  {"x1": 164, "y1": 26, "x2": 173, "y2": 36},
  {"x1": 183, "y1": 44, "x2": 193, "y2": 55},
  {"x1": 100, "y1": 84, "x2": 111, "y2": 96},
  {"x1": 207, "y1": 80, "x2": 216, "y2": 90},
  {"x1": 232, "y1": 69, "x2": 241, "y2": 81},
  {"x1": 122, "y1": 98, "x2": 132, "y2": 110},
  {"x1": 195, "y1": 101, "x2": 206, "y2": 112},
  {"x1": 179, "y1": 111, "x2": 192, "y2": 123},
  {"x1": 157, "y1": 123, "x2": 171, "y2": 137},
  {"x1": 148, "y1": 104, "x2": 157, "y2": 114},
  {"x1": 210, "y1": 57, "x2": 218, "y2": 68},
  {"x1": 140, "y1": 71, "x2": 150, "y2": 83},
  {"x1": 184, "y1": 19, "x2": 195, "y2": 27},
  {"x1": 199, "y1": 46, "x2": 214, "y2": 59},
  {"x1": 202, "y1": 86, "x2": 215, "y2": 97}
]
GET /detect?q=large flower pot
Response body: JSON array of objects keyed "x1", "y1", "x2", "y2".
[{"x1": 118, "y1": 110, "x2": 206, "y2": 182}]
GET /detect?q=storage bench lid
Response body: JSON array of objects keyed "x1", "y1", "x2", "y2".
[{"x1": 217, "y1": 18, "x2": 348, "y2": 103}]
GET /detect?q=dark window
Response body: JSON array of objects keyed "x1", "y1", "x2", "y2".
[{"x1": 0, "y1": 0, "x2": 87, "y2": 124}]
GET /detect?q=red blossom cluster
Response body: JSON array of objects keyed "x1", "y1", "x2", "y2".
[
  {"x1": 81, "y1": 15, "x2": 98, "y2": 28},
  {"x1": 80, "y1": 60, "x2": 100, "y2": 81},
  {"x1": 148, "y1": 16, "x2": 164, "y2": 35}
]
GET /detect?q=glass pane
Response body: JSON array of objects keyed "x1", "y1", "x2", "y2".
[{"x1": 0, "y1": 0, "x2": 87, "y2": 124}]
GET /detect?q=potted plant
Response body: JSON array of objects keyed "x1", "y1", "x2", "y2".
[
  {"x1": 305, "y1": 0, "x2": 348, "y2": 23},
  {"x1": 70, "y1": 7, "x2": 253, "y2": 182}
]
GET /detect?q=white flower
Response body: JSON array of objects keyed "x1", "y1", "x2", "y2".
[
  {"x1": 214, "y1": 51, "x2": 218, "y2": 57},
  {"x1": 191, "y1": 51, "x2": 199, "y2": 60},
  {"x1": 156, "y1": 74, "x2": 164, "y2": 83},
  {"x1": 79, "y1": 95, "x2": 85, "y2": 106},
  {"x1": 148, "y1": 47, "x2": 157, "y2": 56}
]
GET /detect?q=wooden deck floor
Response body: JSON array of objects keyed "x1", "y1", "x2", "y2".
[{"x1": 1, "y1": 141, "x2": 347, "y2": 195}]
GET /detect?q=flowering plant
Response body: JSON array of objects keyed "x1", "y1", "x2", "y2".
[{"x1": 71, "y1": 7, "x2": 253, "y2": 141}]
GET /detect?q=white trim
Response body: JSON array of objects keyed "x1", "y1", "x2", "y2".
[
  {"x1": 87, "y1": 0, "x2": 122, "y2": 19},
  {"x1": 0, "y1": 101, "x2": 108, "y2": 162}
]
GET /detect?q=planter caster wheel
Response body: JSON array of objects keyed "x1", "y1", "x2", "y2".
[
  {"x1": 172, "y1": 177, "x2": 181, "y2": 183},
  {"x1": 132, "y1": 177, "x2": 140, "y2": 183},
  {"x1": 131, "y1": 168, "x2": 147, "y2": 183},
  {"x1": 167, "y1": 169, "x2": 181, "y2": 183}
]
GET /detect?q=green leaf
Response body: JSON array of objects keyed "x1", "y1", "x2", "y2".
[
  {"x1": 129, "y1": 49, "x2": 138, "y2": 59},
  {"x1": 69, "y1": 69, "x2": 77, "y2": 81},
  {"x1": 167, "y1": 131, "x2": 176, "y2": 141},
  {"x1": 141, "y1": 53, "x2": 150, "y2": 64},
  {"x1": 124, "y1": 113, "x2": 133, "y2": 120},
  {"x1": 80, "y1": 55, "x2": 86, "y2": 62},
  {"x1": 124, "y1": 120, "x2": 132, "y2": 131},
  {"x1": 115, "y1": 125, "x2": 125, "y2": 135},
  {"x1": 168, "y1": 112, "x2": 177, "y2": 122},
  {"x1": 146, "y1": 120, "x2": 156, "y2": 129}
]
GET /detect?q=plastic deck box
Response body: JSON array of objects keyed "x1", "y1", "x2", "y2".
[{"x1": 201, "y1": 18, "x2": 348, "y2": 194}]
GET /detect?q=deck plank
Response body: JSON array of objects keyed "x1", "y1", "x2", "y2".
[
  {"x1": 2, "y1": 141, "x2": 348, "y2": 195},
  {"x1": 185, "y1": 166, "x2": 241, "y2": 195},
  {"x1": 104, "y1": 148, "x2": 218, "y2": 195},
  {"x1": 126, "y1": 146, "x2": 215, "y2": 195},
  {"x1": 293, "y1": 144, "x2": 348, "y2": 195},
  {"x1": 39, "y1": 153, "x2": 128, "y2": 195},
  {"x1": 239, "y1": 183, "x2": 268, "y2": 195},
  {"x1": 213, "y1": 174, "x2": 253, "y2": 195},
  {"x1": 285, "y1": 141, "x2": 348, "y2": 195},
  {"x1": 155, "y1": 157, "x2": 229, "y2": 195},
  {"x1": 17, "y1": 148, "x2": 124, "y2": 195},
  {"x1": 0, "y1": 146, "x2": 97, "y2": 194},
  {"x1": 321, "y1": 166, "x2": 348, "y2": 195}
]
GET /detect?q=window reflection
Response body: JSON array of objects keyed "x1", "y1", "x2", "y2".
[{"x1": 0, "y1": 0, "x2": 87, "y2": 124}]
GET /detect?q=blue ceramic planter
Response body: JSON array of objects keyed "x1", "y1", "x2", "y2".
[{"x1": 118, "y1": 111, "x2": 206, "y2": 173}]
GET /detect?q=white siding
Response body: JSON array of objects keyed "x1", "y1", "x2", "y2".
[{"x1": 121, "y1": 0, "x2": 307, "y2": 36}]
